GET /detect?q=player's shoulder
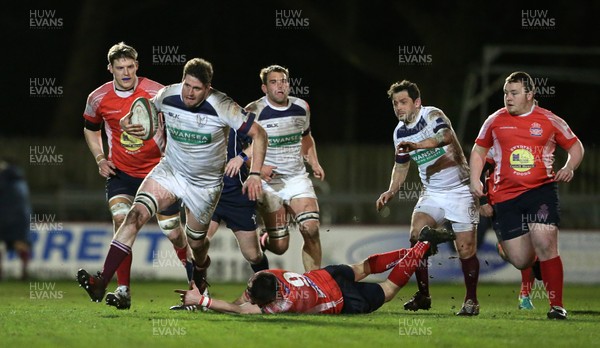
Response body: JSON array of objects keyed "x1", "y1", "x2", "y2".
[
  {"x1": 87, "y1": 81, "x2": 113, "y2": 103},
  {"x1": 137, "y1": 77, "x2": 164, "y2": 94},
  {"x1": 483, "y1": 107, "x2": 507, "y2": 124},
  {"x1": 244, "y1": 96, "x2": 267, "y2": 113},
  {"x1": 421, "y1": 105, "x2": 447, "y2": 121},
  {"x1": 289, "y1": 96, "x2": 309, "y2": 111}
]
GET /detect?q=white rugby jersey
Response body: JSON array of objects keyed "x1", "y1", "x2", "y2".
[
  {"x1": 246, "y1": 96, "x2": 310, "y2": 176},
  {"x1": 152, "y1": 84, "x2": 254, "y2": 186},
  {"x1": 393, "y1": 106, "x2": 469, "y2": 190}
]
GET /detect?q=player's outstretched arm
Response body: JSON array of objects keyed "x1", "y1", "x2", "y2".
[
  {"x1": 174, "y1": 283, "x2": 262, "y2": 315},
  {"x1": 376, "y1": 161, "x2": 409, "y2": 211}
]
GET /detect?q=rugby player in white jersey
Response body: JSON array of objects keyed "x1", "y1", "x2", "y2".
[
  {"x1": 376, "y1": 80, "x2": 480, "y2": 316},
  {"x1": 245, "y1": 65, "x2": 325, "y2": 271},
  {"x1": 77, "y1": 58, "x2": 267, "y2": 303}
]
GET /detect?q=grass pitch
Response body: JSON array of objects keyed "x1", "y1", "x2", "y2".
[{"x1": 1, "y1": 280, "x2": 599, "y2": 348}]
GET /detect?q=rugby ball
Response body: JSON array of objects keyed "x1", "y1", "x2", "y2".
[{"x1": 129, "y1": 97, "x2": 158, "y2": 140}]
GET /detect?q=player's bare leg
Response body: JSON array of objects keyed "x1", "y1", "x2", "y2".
[
  {"x1": 404, "y1": 212, "x2": 436, "y2": 311},
  {"x1": 158, "y1": 213, "x2": 193, "y2": 282},
  {"x1": 78, "y1": 178, "x2": 176, "y2": 303},
  {"x1": 454, "y1": 226, "x2": 480, "y2": 316},
  {"x1": 184, "y1": 209, "x2": 211, "y2": 293},
  {"x1": 259, "y1": 207, "x2": 290, "y2": 255},
  {"x1": 233, "y1": 229, "x2": 269, "y2": 273},
  {"x1": 290, "y1": 197, "x2": 322, "y2": 271}
]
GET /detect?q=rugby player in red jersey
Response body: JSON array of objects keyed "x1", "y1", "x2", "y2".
[
  {"x1": 82, "y1": 42, "x2": 192, "y2": 309},
  {"x1": 470, "y1": 71, "x2": 584, "y2": 320},
  {"x1": 174, "y1": 226, "x2": 455, "y2": 314}
]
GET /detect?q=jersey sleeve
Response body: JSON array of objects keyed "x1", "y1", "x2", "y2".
[
  {"x1": 548, "y1": 114, "x2": 578, "y2": 149},
  {"x1": 475, "y1": 114, "x2": 497, "y2": 148}
]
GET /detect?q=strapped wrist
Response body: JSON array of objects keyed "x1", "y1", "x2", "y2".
[
  {"x1": 95, "y1": 154, "x2": 106, "y2": 164},
  {"x1": 238, "y1": 151, "x2": 249, "y2": 162}
]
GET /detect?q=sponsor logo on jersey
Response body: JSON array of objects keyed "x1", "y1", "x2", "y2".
[
  {"x1": 509, "y1": 148, "x2": 534, "y2": 172},
  {"x1": 268, "y1": 133, "x2": 302, "y2": 147},
  {"x1": 121, "y1": 132, "x2": 143, "y2": 152},
  {"x1": 411, "y1": 148, "x2": 446, "y2": 165},
  {"x1": 167, "y1": 125, "x2": 211, "y2": 144},
  {"x1": 530, "y1": 122, "x2": 543, "y2": 136}
]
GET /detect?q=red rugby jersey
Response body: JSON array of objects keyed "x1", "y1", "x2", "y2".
[
  {"x1": 250, "y1": 269, "x2": 344, "y2": 314},
  {"x1": 475, "y1": 105, "x2": 578, "y2": 203},
  {"x1": 83, "y1": 77, "x2": 165, "y2": 178}
]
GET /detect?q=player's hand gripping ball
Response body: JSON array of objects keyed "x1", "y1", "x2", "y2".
[{"x1": 129, "y1": 97, "x2": 159, "y2": 140}]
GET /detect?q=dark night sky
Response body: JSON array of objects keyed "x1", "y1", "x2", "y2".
[{"x1": 4, "y1": 0, "x2": 600, "y2": 147}]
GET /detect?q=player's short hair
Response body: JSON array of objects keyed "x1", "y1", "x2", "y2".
[
  {"x1": 505, "y1": 71, "x2": 536, "y2": 94},
  {"x1": 248, "y1": 272, "x2": 278, "y2": 306},
  {"x1": 259, "y1": 65, "x2": 289, "y2": 85},
  {"x1": 387, "y1": 80, "x2": 421, "y2": 101},
  {"x1": 107, "y1": 42, "x2": 138, "y2": 66},
  {"x1": 183, "y1": 58, "x2": 214, "y2": 85}
]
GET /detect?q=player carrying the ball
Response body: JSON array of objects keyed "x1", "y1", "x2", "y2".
[
  {"x1": 376, "y1": 80, "x2": 480, "y2": 316},
  {"x1": 82, "y1": 42, "x2": 192, "y2": 310},
  {"x1": 77, "y1": 57, "x2": 267, "y2": 306}
]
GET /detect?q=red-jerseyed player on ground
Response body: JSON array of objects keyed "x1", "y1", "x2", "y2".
[
  {"x1": 469, "y1": 71, "x2": 584, "y2": 320},
  {"x1": 174, "y1": 226, "x2": 455, "y2": 314},
  {"x1": 82, "y1": 42, "x2": 192, "y2": 309}
]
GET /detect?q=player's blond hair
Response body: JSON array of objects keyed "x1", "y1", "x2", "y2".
[{"x1": 107, "y1": 42, "x2": 138, "y2": 66}]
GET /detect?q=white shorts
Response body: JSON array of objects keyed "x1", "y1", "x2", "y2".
[
  {"x1": 147, "y1": 160, "x2": 222, "y2": 225},
  {"x1": 414, "y1": 185, "x2": 478, "y2": 232},
  {"x1": 259, "y1": 173, "x2": 317, "y2": 213}
]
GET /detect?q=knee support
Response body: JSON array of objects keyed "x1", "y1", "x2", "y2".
[
  {"x1": 158, "y1": 216, "x2": 181, "y2": 237},
  {"x1": 108, "y1": 195, "x2": 132, "y2": 217},
  {"x1": 109, "y1": 201, "x2": 131, "y2": 217},
  {"x1": 262, "y1": 226, "x2": 289, "y2": 240},
  {"x1": 134, "y1": 191, "x2": 159, "y2": 217},
  {"x1": 185, "y1": 224, "x2": 207, "y2": 240},
  {"x1": 296, "y1": 211, "x2": 320, "y2": 225}
]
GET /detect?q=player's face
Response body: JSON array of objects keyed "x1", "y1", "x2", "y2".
[
  {"x1": 109, "y1": 58, "x2": 138, "y2": 91},
  {"x1": 262, "y1": 71, "x2": 290, "y2": 107},
  {"x1": 181, "y1": 75, "x2": 211, "y2": 108},
  {"x1": 391, "y1": 91, "x2": 421, "y2": 123},
  {"x1": 504, "y1": 82, "x2": 534, "y2": 116}
]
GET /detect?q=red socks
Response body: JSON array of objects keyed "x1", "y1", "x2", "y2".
[
  {"x1": 541, "y1": 256, "x2": 563, "y2": 307},
  {"x1": 387, "y1": 242, "x2": 429, "y2": 287},
  {"x1": 367, "y1": 248, "x2": 409, "y2": 273},
  {"x1": 520, "y1": 267, "x2": 534, "y2": 297},
  {"x1": 116, "y1": 253, "x2": 132, "y2": 288},
  {"x1": 174, "y1": 246, "x2": 188, "y2": 266}
]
